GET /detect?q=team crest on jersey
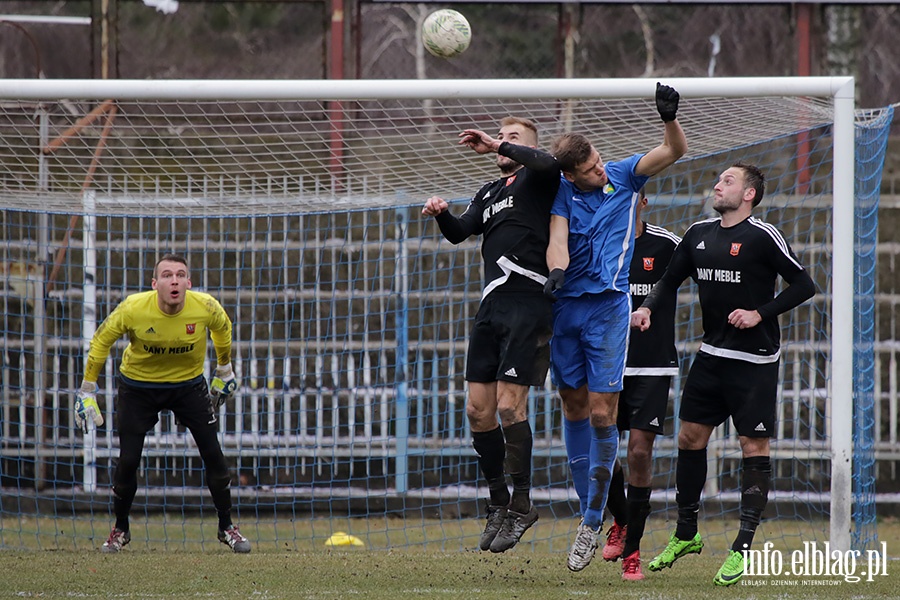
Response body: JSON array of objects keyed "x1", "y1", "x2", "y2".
[
  {"x1": 186, "y1": 323, "x2": 196, "y2": 334},
  {"x1": 642, "y1": 257, "x2": 654, "y2": 271},
  {"x1": 505, "y1": 175, "x2": 517, "y2": 186},
  {"x1": 730, "y1": 243, "x2": 742, "y2": 256},
  {"x1": 603, "y1": 183, "x2": 615, "y2": 194}
]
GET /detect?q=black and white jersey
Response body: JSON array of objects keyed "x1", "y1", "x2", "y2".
[
  {"x1": 626, "y1": 223, "x2": 680, "y2": 375},
  {"x1": 643, "y1": 216, "x2": 815, "y2": 364},
  {"x1": 434, "y1": 143, "x2": 560, "y2": 299}
]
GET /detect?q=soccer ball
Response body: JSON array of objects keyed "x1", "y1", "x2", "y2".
[{"x1": 422, "y1": 9, "x2": 472, "y2": 58}]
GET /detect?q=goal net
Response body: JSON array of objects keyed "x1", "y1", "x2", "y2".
[{"x1": 0, "y1": 78, "x2": 890, "y2": 554}]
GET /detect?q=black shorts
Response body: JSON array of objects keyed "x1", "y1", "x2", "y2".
[
  {"x1": 618, "y1": 375, "x2": 671, "y2": 434},
  {"x1": 116, "y1": 375, "x2": 215, "y2": 435},
  {"x1": 679, "y1": 351, "x2": 779, "y2": 438},
  {"x1": 465, "y1": 292, "x2": 553, "y2": 387}
]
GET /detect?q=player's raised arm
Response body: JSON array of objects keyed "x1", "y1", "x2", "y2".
[
  {"x1": 636, "y1": 83, "x2": 688, "y2": 177},
  {"x1": 461, "y1": 126, "x2": 559, "y2": 173},
  {"x1": 498, "y1": 142, "x2": 559, "y2": 172},
  {"x1": 422, "y1": 195, "x2": 449, "y2": 217},
  {"x1": 459, "y1": 128, "x2": 500, "y2": 154},
  {"x1": 425, "y1": 191, "x2": 484, "y2": 244}
]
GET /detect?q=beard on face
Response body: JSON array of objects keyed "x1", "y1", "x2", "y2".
[
  {"x1": 712, "y1": 196, "x2": 740, "y2": 214},
  {"x1": 497, "y1": 155, "x2": 520, "y2": 176}
]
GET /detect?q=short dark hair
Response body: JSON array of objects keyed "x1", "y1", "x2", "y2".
[
  {"x1": 500, "y1": 116, "x2": 538, "y2": 144},
  {"x1": 733, "y1": 161, "x2": 766, "y2": 207},
  {"x1": 153, "y1": 254, "x2": 189, "y2": 278},
  {"x1": 551, "y1": 133, "x2": 593, "y2": 174}
]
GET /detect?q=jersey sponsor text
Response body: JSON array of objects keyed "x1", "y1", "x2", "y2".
[
  {"x1": 696, "y1": 267, "x2": 742, "y2": 283},
  {"x1": 630, "y1": 282, "x2": 655, "y2": 297},
  {"x1": 142, "y1": 343, "x2": 196, "y2": 355},
  {"x1": 482, "y1": 196, "x2": 514, "y2": 222}
]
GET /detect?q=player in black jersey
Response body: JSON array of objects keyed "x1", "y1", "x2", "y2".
[
  {"x1": 598, "y1": 189, "x2": 680, "y2": 581},
  {"x1": 632, "y1": 163, "x2": 816, "y2": 586},
  {"x1": 422, "y1": 117, "x2": 560, "y2": 553}
]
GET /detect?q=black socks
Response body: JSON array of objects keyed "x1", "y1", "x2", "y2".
[
  {"x1": 503, "y1": 421, "x2": 534, "y2": 514},
  {"x1": 472, "y1": 426, "x2": 510, "y2": 507},
  {"x1": 674, "y1": 448, "x2": 707, "y2": 540},
  {"x1": 731, "y1": 456, "x2": 771, "y2": 552}
]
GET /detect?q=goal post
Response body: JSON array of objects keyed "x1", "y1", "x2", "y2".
[
  {"x1": 0, "y1": 76, "x2": 884, "y2": 554},
  {"x1": 828, "y1": 79, "x2": 855, "y2": 554}
]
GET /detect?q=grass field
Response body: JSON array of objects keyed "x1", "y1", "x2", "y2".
[{"x1": 1, "y1": 518, "x2": 898, "y2": 599}]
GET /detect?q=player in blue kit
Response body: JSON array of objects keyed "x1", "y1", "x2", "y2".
[{"x1": 543, "y1": 83, "x2": 687, "y2": 572}]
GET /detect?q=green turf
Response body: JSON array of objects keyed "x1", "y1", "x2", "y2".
[
  {"x1": 0, "y1": 549, "x2": 896, "y2": 599},
  {"x1": 0, "y1": 514, "x2": 863, "y2": 554},
  {"x1": 1, "y1": 518, "x2": 898, "y2": 599}
]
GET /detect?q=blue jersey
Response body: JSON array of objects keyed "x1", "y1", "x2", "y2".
[{"x1": 551, "y1": 154, "x2": 649, "y2": 298}]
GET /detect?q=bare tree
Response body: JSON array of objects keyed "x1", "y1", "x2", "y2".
[{"x1": 632, "y1": 4, "x2": 654, "y2": 78}]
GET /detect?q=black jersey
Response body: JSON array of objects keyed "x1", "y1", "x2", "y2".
[
  {"x1": 626, "y1": 223, "x2": 680, "y2": 374},
  {"x1": 434, "y1": 142, "x2": 560, "y2": 299},
  {"x1": 643, "y1": 216, "x2": 815, "y2": 364}
]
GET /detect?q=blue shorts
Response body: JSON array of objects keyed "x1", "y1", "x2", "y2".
[{"x1": 550, "y1": 291, "x2": 631, "y2": 393}]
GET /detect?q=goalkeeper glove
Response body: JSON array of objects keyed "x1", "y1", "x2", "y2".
[
  {"x1": 655, "y1": 82, "x2": 680, "y2": 123},
  {"x1": 543, "y1": 268, "x2": 566, "y2": 301},
  {"x1": 209, "y1": 363, "x2": 238, "y2": 410},
  {"x1": 74, "y1": 381, "x2": 104, "y2": 433}
]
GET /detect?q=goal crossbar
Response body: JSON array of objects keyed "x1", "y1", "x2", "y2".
[{"x1": 2, "y1": 76, "x2": 854, "y2": 101}]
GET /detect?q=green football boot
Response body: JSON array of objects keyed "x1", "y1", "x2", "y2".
[
  {"x1": 713, "y1": 550, "x2": 745, "y2": 586},
  {"x1": 647, "y1": 531, "x2": 704, "y2": 571}
]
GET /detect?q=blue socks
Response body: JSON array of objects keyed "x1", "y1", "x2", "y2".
[
  {"x1": 564, "y1": 417, "x2": 591, "y2": 515},
  {"x1": 582, "y1": 425, "x2": 619, "y2": 530}
]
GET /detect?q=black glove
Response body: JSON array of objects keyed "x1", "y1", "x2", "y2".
[
  {"x1": 543, "y1": 268, "x2": 566, "y2": 300},
  {"x1": 656, "y1": 82, "x2": 680, "y2": 123}
]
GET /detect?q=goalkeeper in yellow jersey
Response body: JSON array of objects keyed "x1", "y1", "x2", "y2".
[{"x1": 74, "y1": 254, "x2": 250, "y2": 554}]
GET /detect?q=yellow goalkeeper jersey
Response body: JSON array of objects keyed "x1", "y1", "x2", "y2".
[{"x1": 84, "y1": 289, "x2": 233, "y2": 384}]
